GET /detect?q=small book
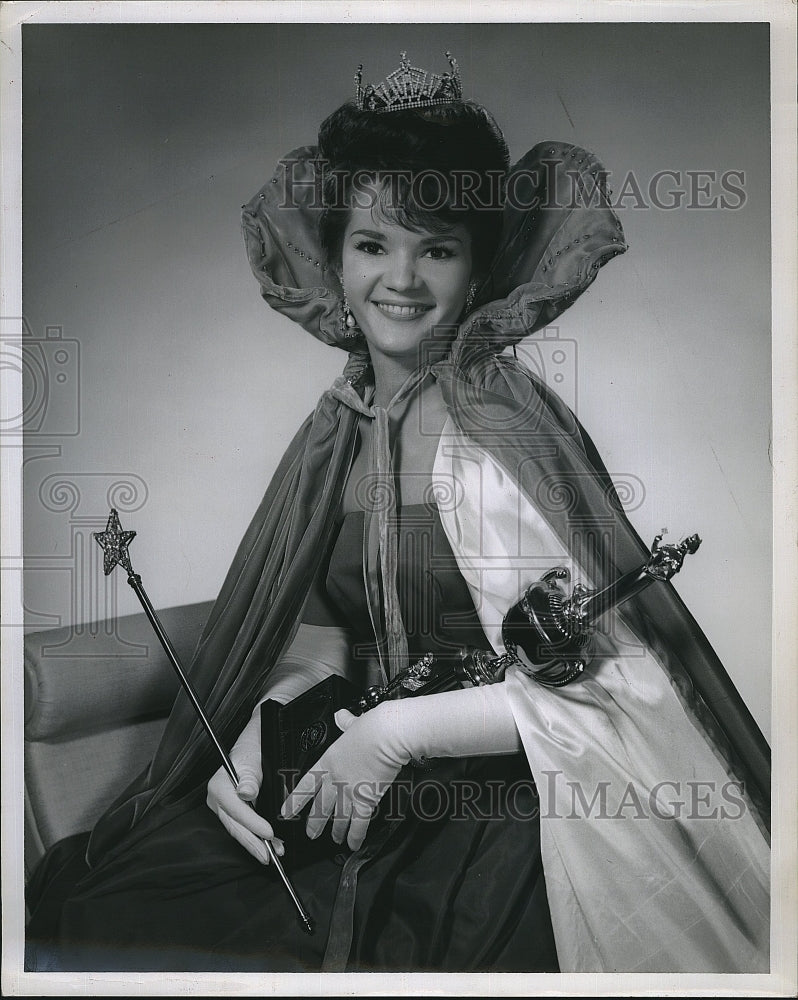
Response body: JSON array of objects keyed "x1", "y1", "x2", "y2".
[{"x1": 255, "y1": 673, "x2": 361, "y2": 851}]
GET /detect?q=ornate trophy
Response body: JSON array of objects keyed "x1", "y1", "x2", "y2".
[{"x1": 349, "y1": 530, "x2": 702, "y2": 712}]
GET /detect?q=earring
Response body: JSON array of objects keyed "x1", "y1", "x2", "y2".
[
  {"x1": 464, "y1": 279, "x2": 478, "y2": 315},
  {"x1": 341, "y1": 293, "x2": 359, "y2": 338}
]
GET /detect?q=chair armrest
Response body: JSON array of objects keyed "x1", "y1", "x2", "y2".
[{"x1": 24, "y1": 600, "x2": 215, "y2": 741}]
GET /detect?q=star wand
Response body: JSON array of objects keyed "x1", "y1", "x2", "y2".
[{"x1": 94, "y1": 508, "x2": 314, "y2": 934}]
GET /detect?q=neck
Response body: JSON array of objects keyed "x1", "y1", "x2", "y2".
[
  {"x1": 370, "y1": 342, "x2": 452, "y2": 408},
  {"x1": 370, "y1": 353, "x2": 422, "y2": 408}
]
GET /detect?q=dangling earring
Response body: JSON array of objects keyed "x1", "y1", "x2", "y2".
[
  {"x1": 341, "y1": 292, "x2": 359, "y2": 338},
  {"x1": 463, "y1": 279, "x2": 478, "y2": 316}
]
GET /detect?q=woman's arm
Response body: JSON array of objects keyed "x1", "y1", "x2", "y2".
[
  {"x1": 251, "y1": 621, "x2": 351, "y2": 706},
  {"x1": 282, "y1": 681, "x2": 522, "y2": 851}
]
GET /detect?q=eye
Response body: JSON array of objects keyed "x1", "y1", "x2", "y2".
[
  {"x1": 354, "y1": 240, "x2": 385, "y2": 255},
  {"x1": 424, "y1": 245, "x2": 456, "y2": 260}
]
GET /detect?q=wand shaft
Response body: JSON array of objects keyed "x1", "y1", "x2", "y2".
[
  {"x1": 126, "y1": 573, "x2": 235, "y2": 782},
  {"x1": 124, "y1": 571, "x2": 314, "y2": 934}
]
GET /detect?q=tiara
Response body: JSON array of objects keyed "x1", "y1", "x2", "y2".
[{"x1": 355, "y1": 51, "x2": 462, "y2": 114}]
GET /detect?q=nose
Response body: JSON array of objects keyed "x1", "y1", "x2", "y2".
[{"x1": 385, "y1": 250, "x2": 420, "y2": 292}]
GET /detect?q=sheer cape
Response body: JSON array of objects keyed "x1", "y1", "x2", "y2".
[{"x1": 80, "y1": 141, "x2": 770, "y2": 971}]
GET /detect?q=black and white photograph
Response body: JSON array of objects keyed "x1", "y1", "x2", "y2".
[{"x1": 1, "y1": 1, "x2": 796, "y2": 995}]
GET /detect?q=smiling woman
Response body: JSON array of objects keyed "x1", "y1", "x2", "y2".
[
  {"x1": 340, "y1": 211, "x2": 473, "y2": 381},
  {"x1": 24, "y1": 47, "x2": 770, "y2": 977}
]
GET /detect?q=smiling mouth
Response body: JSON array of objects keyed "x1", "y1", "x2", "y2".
[{"x1": 372, "y1": 301, "x2": 434, "y2": 318}]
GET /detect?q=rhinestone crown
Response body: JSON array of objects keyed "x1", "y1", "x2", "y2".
[{"x1": 355, "y1": 51, "x2": 462, "y2": 114}]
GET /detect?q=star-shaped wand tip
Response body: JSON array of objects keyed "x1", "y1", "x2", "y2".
[{"x1": 94, "y1": 508, "x2": 137, "y2": 576}]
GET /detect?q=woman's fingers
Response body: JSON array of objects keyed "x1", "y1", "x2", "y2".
[
  {"x1": 223, "y1": 793, "x2": 276, "y2": 841},
  {"x1": 208, "y1": 770, "x2": 276, "y2": 842},
  {"x1": 281, "y1": 769, "x2": 322, "y2": 819},
  {"x1": 217, "y1": 808, "x2": 271, "y2": 865},
  {"x1": 207, "y1": 763, "x2": 291, "y2": 864},
  {"x1": 282, "y1": 769, "x2": 353, "y2": 841},
  {"x1": 218, "y1": 810, "x2": 268, "y2": 864},
  {"x1": 305, "y1": 776, "x2": 342, "y2": 840},
  {"x1": 333, "y1": 708, "x2": 357, "y2": 732},
  {"x1": 330, "y1": 803, "x2": 353, "y2": 845},
  {"x1": 217, "y1": 808, "x2": 285, "y2": 865},
  {"x1": 235, "y1": 771, "x2": 260, "y2": 802},
  {"x1": 346, "y1": 804, "x2": 375, "y2": 852}
]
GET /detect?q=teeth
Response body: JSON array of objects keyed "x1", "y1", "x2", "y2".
[{"x1": 374, "y1": 302, "x2": 430, "y2": 316}]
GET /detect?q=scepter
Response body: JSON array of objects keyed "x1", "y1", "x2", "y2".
[{"x1": 94, "y1": 508, "x2": 314, "y2": 934}]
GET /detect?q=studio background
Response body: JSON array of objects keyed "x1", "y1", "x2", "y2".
[{"x1": 21, "y1": 22, "x2": 772, "y2": 737}]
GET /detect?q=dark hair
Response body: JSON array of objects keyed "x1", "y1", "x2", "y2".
[{"x1": 317, "y1": 101, "x2": 510, "y2": 277}]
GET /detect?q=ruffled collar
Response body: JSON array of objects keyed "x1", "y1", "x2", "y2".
[{"x1": 241, "y1": 140, "x2": 627, "y2": 372}]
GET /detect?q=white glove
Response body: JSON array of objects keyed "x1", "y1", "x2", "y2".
[
  {"x1": 281, "y1": 682, "x2": 521, "y2": 852},
  {"x1": 206, "y1": 622, "x2": 351, "y2": 864}
]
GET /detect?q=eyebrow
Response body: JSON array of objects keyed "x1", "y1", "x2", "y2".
[{"x1": 350, "y1": 228, "x2": 464, "y2": 246}]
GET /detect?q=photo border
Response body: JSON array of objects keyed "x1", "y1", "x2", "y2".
[{"x1": 2, "y1": 1, "x2": 795, "y2": 996}]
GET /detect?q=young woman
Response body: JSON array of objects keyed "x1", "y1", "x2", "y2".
[{"x1": 25, "y1": 53, "x2": 770, "y2": 975}]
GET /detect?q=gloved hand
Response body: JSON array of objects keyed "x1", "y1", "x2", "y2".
[
  {"x1": 281, "y1": 681, "x2": 522, "y2": 852},
  {"x1": 206, "y1": 622, "x2": 351, "y2": 864},
  {"x1": 280, "y1": 705, "x2": 404, "y2": 853},
  {"x1": 206, "y1": 711, "x2": 283, "y2": 866}
]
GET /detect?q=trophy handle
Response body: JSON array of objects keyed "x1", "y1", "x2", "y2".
[{"x1": 502, "y1": 531, "x2": 703, "y2": 686}]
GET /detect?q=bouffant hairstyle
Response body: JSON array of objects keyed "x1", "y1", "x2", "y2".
[{"x1": 317, "y1": 101, "x2": 510, "y2": 277}]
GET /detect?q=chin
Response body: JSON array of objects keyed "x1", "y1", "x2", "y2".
[{"x1": 362, "y1": 318, "x2": 458, "y2": 363}]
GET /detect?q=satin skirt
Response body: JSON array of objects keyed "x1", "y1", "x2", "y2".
[{"x1": 26, "y1": 753, "x2": 559, "y2": 973}]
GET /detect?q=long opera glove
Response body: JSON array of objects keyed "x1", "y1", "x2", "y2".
[
  {"x1": 282, "y1": 682, "x2": 522, "y2": 851},
  {"x1": 206, "y1": 622, "x2": 350, "y2": 863}
]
